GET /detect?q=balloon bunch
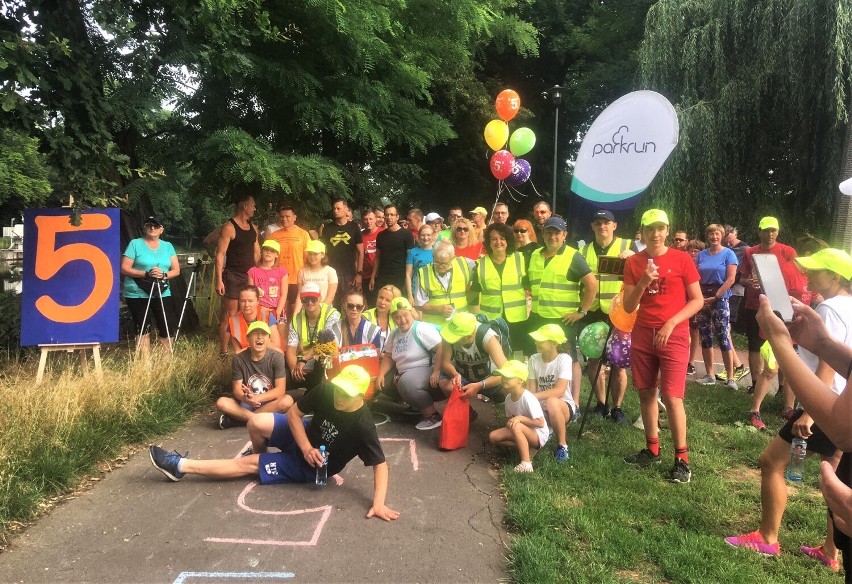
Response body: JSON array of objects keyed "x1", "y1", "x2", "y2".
[{"x1": 484, "y1": 90, "x2": 536, "y2": 187}]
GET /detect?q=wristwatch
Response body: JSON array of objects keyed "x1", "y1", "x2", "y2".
[{"x1": 578, "y1": 309, "x2": 588, "y2": 316}]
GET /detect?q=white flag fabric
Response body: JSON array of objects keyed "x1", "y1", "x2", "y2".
[{"x1": 571, "y1": 91, "x2": 679, "y2": 206}]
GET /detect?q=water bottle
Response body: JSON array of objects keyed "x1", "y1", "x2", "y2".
[
  {"x1": 646, "y1": 258, "x2": 660, "y2": 294},
  {"x1": 315, "y1": 445, "x2": 328, "y2": 486},
  {"x1": 785, "y1": 437, "x2": 807, "y2": 482}
]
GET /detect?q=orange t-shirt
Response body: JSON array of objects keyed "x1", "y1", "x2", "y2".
[{"x1": 269, "y1": 226, "x2": 311, "y2": 278}]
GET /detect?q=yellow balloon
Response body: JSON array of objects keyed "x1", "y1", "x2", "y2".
[{"x1": 484, "y1": 119, "x2": 509, "y2": 151}]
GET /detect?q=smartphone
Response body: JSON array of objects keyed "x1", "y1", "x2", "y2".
[{"x1": 752, "y1": 254, "x2": 794, "y2": 322}]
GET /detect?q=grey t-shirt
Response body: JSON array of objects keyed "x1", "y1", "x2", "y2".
[{"x1": 232, "y1": 349, "x2": 288, "y2": 394}]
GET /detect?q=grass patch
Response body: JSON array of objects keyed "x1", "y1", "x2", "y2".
[
  {"x1": 0, "y1": 336, "x2": 228, "y2": 544},
  {"x1": 501, "y1": 382, "x2": 841, "y2": 583}
]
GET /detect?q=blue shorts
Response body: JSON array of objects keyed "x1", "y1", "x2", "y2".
[{"x1": 257, "y1": 414, "x2": 315, "y2": 485}]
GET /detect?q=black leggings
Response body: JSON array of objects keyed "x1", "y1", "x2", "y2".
[{"x1": 126, "y1": 296, "x2": 177, "y2": 338}]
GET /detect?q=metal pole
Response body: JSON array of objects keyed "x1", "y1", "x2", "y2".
[{"x1": 552, "y1": 106, "x2": 559, "y2": 213}]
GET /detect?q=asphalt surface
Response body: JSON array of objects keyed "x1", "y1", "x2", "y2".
[{"x1": 0, "y1": 397, "x2": 508, "y2": 584}]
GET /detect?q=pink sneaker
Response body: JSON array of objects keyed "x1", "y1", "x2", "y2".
[
  {"x1": 799, "y1": 545, "x2": 840, "y2": 573},
  {"x1": 724, "y1": 530, "x2": 780, "y2": 556}
]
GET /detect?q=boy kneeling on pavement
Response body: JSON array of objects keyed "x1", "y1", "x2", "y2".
[{"x1": 150, "y1": 364, "x2": 400, "y2": 522}]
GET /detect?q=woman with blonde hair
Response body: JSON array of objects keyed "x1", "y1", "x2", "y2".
[
  {"x1": 363, "y1": 284, "x2": 401, "y2": 350},
  {"x1": 452, "y1": 217, "x2": 484, "y2": 261}
]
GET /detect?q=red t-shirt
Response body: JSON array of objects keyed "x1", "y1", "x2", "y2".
[
  {"x1": 624, "y1": 248, "x2": 700, "y2": 330},
  {"x1": 362, "y1": 227, "x2": 383, "y2": 276},
  {"x1": 455, "y1": 242, "x2": 484, "y2": 261},
  {"x1": 739, "y1": 242, "x2": 801, "y2": 310}
]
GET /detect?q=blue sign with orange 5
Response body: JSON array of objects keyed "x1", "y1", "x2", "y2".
[{"x1": 21, "y1": 208, "x2": 120, "y2": 345}]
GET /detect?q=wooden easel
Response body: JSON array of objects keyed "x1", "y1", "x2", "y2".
[{"x1": 36, "y1": 343, "x2": 103, "y2": 384}]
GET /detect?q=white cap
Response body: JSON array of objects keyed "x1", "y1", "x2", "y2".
[
  {"x1": 424, "y1": 212, "x2": 443, "y2": 222},
  {"x1": 300, "y1": 282, "x2": 321, "y2": 298}
]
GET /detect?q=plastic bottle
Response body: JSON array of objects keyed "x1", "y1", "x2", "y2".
[
  {"x1": 785, "y1": 437, "x2": 807, "y2": 482},
  {"x1": 646, "y1": 258, "x2": 660, "y2": 294},
  {"x1": 315, "y1": 445, "x2": 329, "y2": 486},
  {"x1": 315, "y1": 445, "x2": 328, "y2": 486}
]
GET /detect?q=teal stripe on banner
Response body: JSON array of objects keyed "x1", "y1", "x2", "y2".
[{"x1": 570, "y1": 177, "x2": 644, "y2": 203}]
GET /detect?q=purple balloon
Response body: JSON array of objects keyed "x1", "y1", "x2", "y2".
[
  {"x1": 606, "y1": 328, "x2": 632, "y2": 369},
  {"x1": 504, "y1": 158, "x2": 531, "y2": 186}
]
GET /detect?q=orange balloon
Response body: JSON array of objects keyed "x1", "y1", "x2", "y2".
[
  {"x1": 495, "y1": 89, "x2": 521, "y2": 121},
  {"x1": 609, "y1": 291, "x2": 638, "y2": 333}
]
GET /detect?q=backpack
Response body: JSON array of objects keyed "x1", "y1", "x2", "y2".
[{"x1": 474, "y1": 313, "x2": 512, "y2": 359}]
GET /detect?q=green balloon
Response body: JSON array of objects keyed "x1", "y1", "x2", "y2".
[
  {"x1": 578, "y1": 321, "x2": 610, "y2": 359},
  {"x1": 509, "y1": 127, "x2": 536, "y2": 157}
]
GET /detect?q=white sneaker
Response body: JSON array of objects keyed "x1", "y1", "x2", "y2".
[
  {"x1": 696, "y1": 375, "x2": 716, "y2": 385},
  {"x1": 726, "y1": 379, "x2": 738, "y2": 390},
  {"x1": 514, "y1": 461, "x2": 534, "y2": 473}
]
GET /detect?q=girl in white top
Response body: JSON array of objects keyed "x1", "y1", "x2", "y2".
[
  {"x1": 527, "y1": 324, "x2": 575, "y2": 463},
  {"x1": 376, "y1": 297, "x2": 444, "y2": 430},
  {"x1": 295, "y1": 240, "x2": 338, "y2": 314},
  {"x1": 489, "y1": 360, "x2": 550, "y2": 473}
]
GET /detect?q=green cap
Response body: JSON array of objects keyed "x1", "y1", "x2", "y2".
[
  {"x1": 529, "y1": 323, "x2": 567, "y2": 345},
  {"x1": 246, "y1": 321, "x2": 271, "y2": 336},
  {"x1": 794, "y1": 248, "x2": 852, "y2": 280},
  {"x1": 330, "y1": 364, "x2": 371, "y2": 397},
  {"x1": 758, "y1": 216, "x2": 779, "y2": 231},
  {"x1": 495, "y1": 360, "x2": 529, "y2": 382},
  {"x1": 640, "y1": 209, "x2": 669, "y2": 227},
  {"x1": 440, "y1": 312, "x2": 478, "y2": 344}
]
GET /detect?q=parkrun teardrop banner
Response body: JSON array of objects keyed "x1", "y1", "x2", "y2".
[
  {"x1": 20, "y1": 208, "x2": 120, "y2": 345},
  {"x1": 571, "y1": 91, "x2": 679, "y2": 209}
]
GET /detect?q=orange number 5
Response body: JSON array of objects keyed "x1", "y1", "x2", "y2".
[{"x1": 34, "y1": 214, "x2": 114, "y2": 324}]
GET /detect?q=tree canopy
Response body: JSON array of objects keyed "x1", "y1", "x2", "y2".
[{"x1": 639, "y1": 0, "x2": 852, "y2": 240}]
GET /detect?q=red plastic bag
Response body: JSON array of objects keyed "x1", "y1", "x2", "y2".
[{"x1": 439, "y1": 383, "x2": 470, "y2": 451}]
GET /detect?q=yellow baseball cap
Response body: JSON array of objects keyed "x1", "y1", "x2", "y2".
[
  {"x1": 758, "y1": 216, "x2": 779, "y2": 231},
  {"x1": 261, "y1": 239, "x2": 280, "y2": 254},
  {"x1": 495, "y1": 360, "x2": 529, "y2": 381},
  {"x1": 640, "y1": 209, "x2": 669, "y2": 227},
  {"x1": 246, "y1": 321, "x2": 271, "y2": 336},
  {"x1": 330, "y1": 364, "x2": 371, "y2": 397},
  {"x1": 470, "y1": 206, "x2": 488, "y2": 215},
  {"x1": 794, "y1": 248, "x2": 852, "y2": 280},
  {"x1": 529, "y1": 323, "x2": 567, "y2": 345},
  {"x1": 440, "y1": 312, "x2": 478, "y2": 343},
  {"x1": 390, "y1": 297, "x2": 413, "y2": 313},
  {"x1": 306, "y1": 240, "x2": 326, "y2": 254}
]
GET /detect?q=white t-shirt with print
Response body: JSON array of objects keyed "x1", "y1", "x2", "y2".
[
  {"x1": 527, "y1": 352, "x2": 575, "y2": 411},
  {"x1": 503, "y1": 389, "x2": 551, "y2": 448},
  {"x1": 298, "y1": 265, "x2": 339, "y2": 301},
  {"x1": 799, "y1": 295, "x2": 852, "y2": 395},
  {"x1": 387, "y1": 322, "x2": 442, "y2": 372}
]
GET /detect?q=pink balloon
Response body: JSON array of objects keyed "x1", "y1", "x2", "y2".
[{"x1": 490, "y1": 150, "x2": 515, "y2": 181}]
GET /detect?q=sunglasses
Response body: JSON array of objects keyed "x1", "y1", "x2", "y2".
[
  {"x1": 144, "y1": 223, "x2": 162, "y2": 229},
  {"x1": 672, "y1": 238, "x2": 686, "y2": 243},
  {"x1": 449, "y1": 213, "x2": 462, "y2": 218},
  {"x1": 513, "y1": 228, "x2": 528, "y2": 234},
  {"x1": 456, "y1": 227, "x2": 469, "y2": 232},
  {"x1": 301, "y1": 297, "x2": 319, "y2": 304},
  {"x1": 346, "y1": 303, "x2": 364, "y2": 311}
]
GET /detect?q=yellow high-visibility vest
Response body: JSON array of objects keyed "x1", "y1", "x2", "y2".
[
  {"x1": 477, "y1": 252, "x2": 527, "y2": 323},
  {"x1": 580, "y1": 237, "x2": 629, "y2": 313},
  {"x1": 528, "y1": 246, "x2": 580, "y2": 318},
  {"x1": 417, "y1": 257, "x2": 471, "y2": 325}
]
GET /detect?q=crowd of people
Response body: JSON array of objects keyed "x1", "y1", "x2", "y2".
[{"x1": 137, "y1": 196, "x2": 852, "y2": 572}]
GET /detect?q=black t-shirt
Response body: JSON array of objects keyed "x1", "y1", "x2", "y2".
[
  {"x1": 297, "y1": 382, "x2": 385, "y2": 476},
  {"x1": 375, "y1": 227, "x2": 415, "y2": 278},
  {"x1": 322, "y1": 221, "x2": 363, "y2": 278}
]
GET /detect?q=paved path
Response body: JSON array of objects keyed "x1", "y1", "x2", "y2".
[{"x1": 0, "y1": 399, "x2": 508, "y2": 583}]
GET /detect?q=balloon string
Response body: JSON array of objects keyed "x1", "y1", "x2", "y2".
[{"x1": 528, "y1": 179, "x2": 545, "y2": 199}]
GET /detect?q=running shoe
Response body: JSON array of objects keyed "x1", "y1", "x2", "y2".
[
  {"x1": 554, "y1": 445, "x2": 570, "y2": 463},
  {"x1": 696, "y1": 375, "x2": 716, "y2": 385},
  {"x1": 715, "y1": 370, "x2": 728, "y2": 382},
  {"x1": 514, "y1": 461, "x2": 534, "y2": 473},
  {"x1": 218, "y1": 413, "x2": 234, "y2": 429},
  {"x1": 149, "y1": 445, "x2": 185, "y2": 481},
  {"x1": 624, "y1": 448, "x2": 661, "y2": 466},
  {"x1": 610, "y1": 407, "x2": 629, "y2": 426},
  {"x1": 724, "y1": 530, "x2": 780, "y2": 556},
  {"x1": 669, "y1": 459, "x2": 692, "y2": 483},
  {"x1": 686, "y1": 363, "x2": 696, "y2": 375},
  {"x1": 748, "y1": 411, "x2": 766, "y2": 431},
  {"x1": 733, "y1": 365, "x2": 750, "y2": 382},
  {"x1": 726, "y1": 379, "x2": 738, "y2": 390},
  {"x1": 415, "y1": 412, "x2": 442, "y2": 430},
  {"x1": 799, "y1": 545, "x2": 840, "y2": 572}
]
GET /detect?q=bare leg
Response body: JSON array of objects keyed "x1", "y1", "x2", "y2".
[
  {"x1": 663, "y1": 395, "x2": 686, "y2": 451},
  {"x1": 610, "y1": 367, "x2": 627, "y2": 408},
  {"x1": 182, "y1": 455, "x2": 260, "y2": 478},
  {"x1": 546, "y1": 398, "x2": 570, "y2": 446},
  {"x1": 571, "y1": 361, "x2": 582, "y2": 410},
  {"x1": 701, "y1": 346, "x2": 715, "y2": 379},
  {"x1": 638, "y1": 388, "x2": 659, "y2": 441},
  {"x1": 757, "y1": 436, "x2": 793, "y2": 543},
  {"x1": 751, "y1": 368, "x2": 776, "y2": 413},
  {"x1": 748, "y1": 351, "x2": 762, "y2": 384},
  {"x1": 587, "y1": 357, "x2": 606, "y2": 404},
  {"x1": 689, "y1": 328, "x2": 700, "y2": 366},
  {"x1": 821, "y1": 451, "x2": 843, "y2": 557},
  {"x1": 721, "y1": 348, "x2": 735, "y2": 380},
  {"x1": 729, "y1": 326, "x2": 743, "y2": 368},
  {"x1": 219, "y1": 297, "x2": 238, "y2": 354}
]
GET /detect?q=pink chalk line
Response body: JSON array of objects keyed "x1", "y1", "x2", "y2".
[
  {"x1": 205, "y1": 481, "x2": 332, "y2": 547},
  {"x1": 379, "y1": 438, "x2": 419, "y2": 471}
]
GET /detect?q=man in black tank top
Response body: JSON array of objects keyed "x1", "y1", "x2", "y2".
[{"x1": 216, "y1": 195, "x2": 260, "y2": 357}]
